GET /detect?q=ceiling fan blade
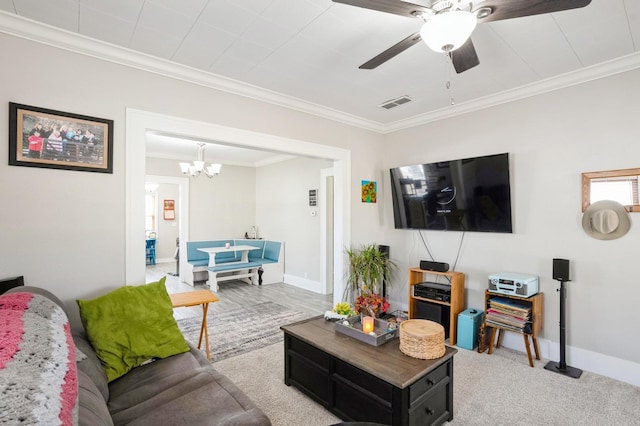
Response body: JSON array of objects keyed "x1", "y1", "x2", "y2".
[
  {"x1": 332, "y1": 0, "x2": 429, "y2": 18},
  {"x1": 359, "y1": 32, "x2": 422, "y2": 69},
  {"x1": 476, "y1": 0, "x2": 592, "y2": 23},
  {"x1": 449, "y1": 38, "x2": 480, "y2": 74}
]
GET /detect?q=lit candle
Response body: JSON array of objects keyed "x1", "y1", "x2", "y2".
[{"x1": 362, "y1": 316, "x2": 375, "y2": 334}]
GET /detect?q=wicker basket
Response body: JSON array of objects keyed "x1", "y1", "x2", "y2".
[{"x1": 399, "y1": 319, "x2": 445, "y2": 359}]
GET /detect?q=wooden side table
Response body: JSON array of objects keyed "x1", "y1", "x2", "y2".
[
  {"x1": 484, "y1": 291, "x2": 543, "y2": 367},
  {"x1": 170, "y1": 290, "x2": 220, "y2": 360}
]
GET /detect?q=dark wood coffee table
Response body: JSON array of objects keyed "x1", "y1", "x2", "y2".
[{"x1": 281, "y1": 316, "x2": 457, "y2": 426}]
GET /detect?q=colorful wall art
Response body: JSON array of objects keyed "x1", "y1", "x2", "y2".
[{"x1": 361, "y1": 180, "x2": 377, "y2": 203}]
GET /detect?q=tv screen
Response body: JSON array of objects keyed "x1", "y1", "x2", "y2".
[{"x1": 390, "y1": 153, "x2": 512, "y2": 233}]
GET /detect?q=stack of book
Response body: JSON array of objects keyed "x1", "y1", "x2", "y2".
[{"x1": 486, "y1": 297, "x2": 532, "y2": 334}]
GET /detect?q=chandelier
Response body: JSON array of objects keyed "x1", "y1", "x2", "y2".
[{"x1": 179, "y1": 143, "x2": 222, "y2": 178}]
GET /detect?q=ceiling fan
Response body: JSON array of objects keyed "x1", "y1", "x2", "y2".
[{"x1": 333, "y1": 0, "x2": 592, "y2": 73}]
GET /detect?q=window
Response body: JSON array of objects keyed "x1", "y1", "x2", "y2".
[
  {"x1": 582, "y1": 168, "x2": 640, "y2": 212},
  {"x1": 591, "y1": 179, "x2": 636, "y2": 206},
  {"x1": 145, "y1": 183, "x2": 158, "y2": 236}
]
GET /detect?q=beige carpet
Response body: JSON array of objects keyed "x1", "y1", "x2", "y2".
[{"x1": 214, "y1": 342, "x2": 640, "y2": 426}]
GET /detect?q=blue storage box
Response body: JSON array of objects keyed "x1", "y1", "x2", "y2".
[{"x1": 457, "y1": 308, "x2": 484, "y2": 350}]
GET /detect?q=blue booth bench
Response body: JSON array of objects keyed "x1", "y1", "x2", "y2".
[{"x1": 185, "y1": 239, "x2": 284, "y2": 291}]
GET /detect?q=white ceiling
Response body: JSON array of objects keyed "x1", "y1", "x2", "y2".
[
  {"x1": 145, "y1": 132, "x2": 295, "y2": 166},
  {"x1": 2, "y1": 0, "x2": 639, "y2": 163}
]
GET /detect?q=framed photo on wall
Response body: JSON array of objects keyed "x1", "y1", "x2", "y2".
[
  {"x1": 8, "y1": 102, "x2": 114, "y2": 173},
  {"x1": 164, "y1": 199, "x2": 175, "y2": 220}
]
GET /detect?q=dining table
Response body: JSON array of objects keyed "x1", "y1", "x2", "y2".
[{"x1": 197, "y1": 245, "x2": 261, "y2": 267}]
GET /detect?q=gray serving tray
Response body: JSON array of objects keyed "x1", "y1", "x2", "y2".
[{"x1": 335, "y1": 316, "x2": 399, "y2": 346}]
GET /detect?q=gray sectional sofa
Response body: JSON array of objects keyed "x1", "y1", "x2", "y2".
[{"x1": 6, "y1": 286, "x2": 271, "y2": 426}]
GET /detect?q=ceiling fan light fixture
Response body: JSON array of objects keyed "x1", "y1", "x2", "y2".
[{"x1": 420, "y1": 10, "x2": 477, "y2": 53}]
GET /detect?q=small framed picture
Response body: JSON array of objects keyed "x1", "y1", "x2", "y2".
[
  {"x1": 361, "y1": 180, "x2": 377, "y2": 203},
  {"x1": 8, "y1": 102, "x2": 114, "y2": 173},
  {"x1": 164, "y1": 199, "x2": 175, "y2": 220}
]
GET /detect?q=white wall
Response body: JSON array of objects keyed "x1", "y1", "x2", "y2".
[
  {"x1": 256, "y1": 157, "x2": 333, "y2": 289},
  {"x1": 382, "y1": 69, "x2": 640, "y2": 385},
  {"x1": 0, "y1": 32, "x2": 378, "y2": 327}
]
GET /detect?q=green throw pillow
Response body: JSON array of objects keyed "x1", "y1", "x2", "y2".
[{"x1": 77, "y1": 277, "x2": 189, "y2": 382}]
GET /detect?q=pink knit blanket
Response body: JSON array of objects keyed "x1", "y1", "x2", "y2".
[{"x1": 0, "y1": 292, "x2": 78, "y2": 425}]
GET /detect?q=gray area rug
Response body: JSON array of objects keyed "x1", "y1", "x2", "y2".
[
  {"x1": 214, "y1": 342, "x2": 640, "y2": 426},
  {"x1": 176, "y1": 301, "x2": 310, "y2": 362}
]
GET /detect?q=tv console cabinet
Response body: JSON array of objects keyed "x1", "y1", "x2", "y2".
[{"x1": 281, "y1": 316, "x2": 457, "y2": 426}]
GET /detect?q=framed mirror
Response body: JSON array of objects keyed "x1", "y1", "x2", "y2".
[{"x1": 582, "y1": 168, "x2": 640, "y2": 212}]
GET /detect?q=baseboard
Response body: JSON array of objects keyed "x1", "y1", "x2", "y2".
[
  {"x1": 283, "y1": 274, "x2": 322, "y2": 293},
  {"x1": 497, "y1": 332, "x2": 640, "y2": 387},
  {"x1": 155, "y1": 258, "x2": 175, "y2": 264}
]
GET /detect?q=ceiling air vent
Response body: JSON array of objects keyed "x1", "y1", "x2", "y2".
[{"x1": 378, "y1": 95, "x2": 412, "y2": 110}]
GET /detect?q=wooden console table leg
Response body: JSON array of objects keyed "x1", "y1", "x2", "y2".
[
  {"x1": 532, "y1": 337, "x2": 541, "y2": 360},
  {"x1": 523, "y1": 335, "x2": 534, "y2": 367},
  {"x1": 488, "y1": 327, "x2": 498, "y2": 354}
]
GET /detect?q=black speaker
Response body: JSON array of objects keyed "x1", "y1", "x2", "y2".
[
  {"x1": 420, "y1": 260, "x2": 449, "y2": 272},
  {"x1": 415, "y1": 301, "x2": 450, "y2": 338},
  {"x1": 553, "y1": 258, "x2": 570, "y2": 282},
  {"x1": 378, "y1": 245, "x2": 390, "y2": 297}
]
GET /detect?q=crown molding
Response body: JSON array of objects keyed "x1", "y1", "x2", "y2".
[
  {"x1": 1, "y1": 11, "x2": 639, "y2": 135},
  {"x1": 0, "y1": 11, "x2": 386, "y2": 133},
  {"x1": 384, "y1": 51, "x2": 640, "y2": 133}
]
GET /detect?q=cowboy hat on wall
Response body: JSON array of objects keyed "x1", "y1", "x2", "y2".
[{"x1": 582, "y1": 200, "x2": 631, "y2": 240}]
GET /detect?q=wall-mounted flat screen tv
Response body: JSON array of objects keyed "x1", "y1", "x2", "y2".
[{"x1": 390, "y1": 153, "x2": 512, "y2": 233}]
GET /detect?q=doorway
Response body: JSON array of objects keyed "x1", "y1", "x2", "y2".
[
  {"x1": 126, "y1": 109, "x2": 351, "y2": 306},
  {"x1": 145, "y1": 175, "x2": 188, "y2": 277},
  {"x1": 320, "y1": 168, "x2": 334, "y2": 295}
]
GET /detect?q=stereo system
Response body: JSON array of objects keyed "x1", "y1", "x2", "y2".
[
  {"x1": 419, "y1": 260, "x2": 449, "y2": 272},
  {"x1": 488, "y1": 272, "x2": 539, "y2": 298},
  {"x1": 414, "y1": 281, "x2": 452, "y2": 303}
]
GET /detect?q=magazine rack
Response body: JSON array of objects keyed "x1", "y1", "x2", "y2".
[{"x1": 483, "y1": 290, "x2": 543, "y2": 367}]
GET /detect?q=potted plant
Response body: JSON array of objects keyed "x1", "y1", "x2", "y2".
[{"x1": 344, "y1": 243, "x2": 396, "y2": 317}]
